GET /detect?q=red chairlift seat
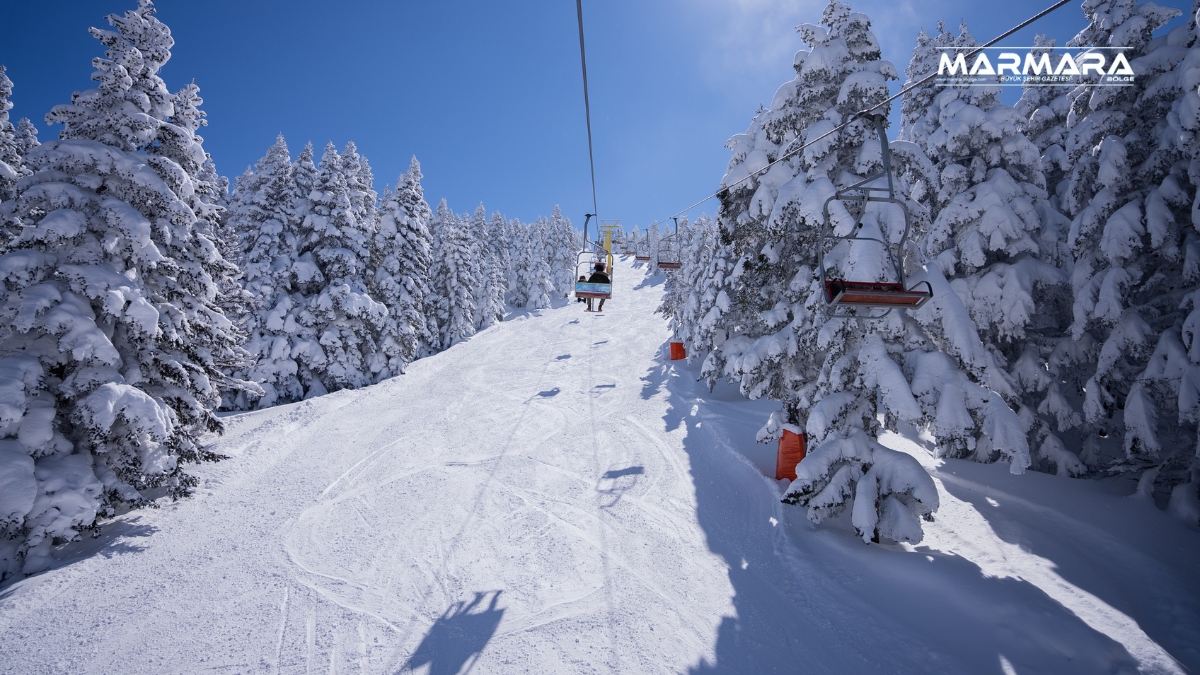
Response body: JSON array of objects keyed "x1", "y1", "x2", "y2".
[
  {"x1": 658, "y1": 260, "x2": 681, "y2": 270},
  {"x1": 823, "y1": 279, "x2": 932, "y2": 308}
]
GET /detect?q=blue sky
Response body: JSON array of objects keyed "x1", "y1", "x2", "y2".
[{"x1": 0, "y1": 0, "x2": 1190, "y2": 229}]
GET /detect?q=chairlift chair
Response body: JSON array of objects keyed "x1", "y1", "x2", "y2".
[
  {"x1": 656, "y1": 216, "x2": 682, "y2": 269},
  {"x1": 575, "y1": 252, "x2": 613, "y2": 299},
  {"x1": 817, "y1": 115, "x2": 932, "y2": 319},
  {"x1": 634, "y1": 240, "x2": 651, "y2": 261},
  {"x1": 575, "y1": 214, "x2": 613, "y2": 299}
]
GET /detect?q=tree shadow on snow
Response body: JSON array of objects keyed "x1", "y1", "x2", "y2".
[
  {"x1": 400, "y1": 590, "x2": 505, "y2": 675},
  {"x1": 642, "y1": 360, "x2": 829, "y2": 672},
  {"x1": 647, "y1": 353, "x2": 1148, "y2": 674},
  {"x1": 633, "y1": 274, "x2": 665, "y2": 291},
  {"x1": 934, "y1": 470, "x2": 1200, "y2": 671},
  {"x1": 505, "y1": 297, "x2": 575, "y2": 323},
  {"x1": 0, "y1": 516, "x2": 157, "y2": 596}
]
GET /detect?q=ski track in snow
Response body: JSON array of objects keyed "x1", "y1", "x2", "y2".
[{"x1": 1, "y1": 257, "x2": 1198, "y2": 674}]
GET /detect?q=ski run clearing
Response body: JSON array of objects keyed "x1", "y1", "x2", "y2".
[{"x1": 2, "y1": 257, "x2": 1198, "y2": 675}]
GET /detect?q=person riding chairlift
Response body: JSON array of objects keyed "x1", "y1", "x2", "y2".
[
  {"x1": 585, "y1": 262, "x2": 609, "y2": 312},
  {"x1": 577, "y1": 276, "x2": 588, "y2": 303}
]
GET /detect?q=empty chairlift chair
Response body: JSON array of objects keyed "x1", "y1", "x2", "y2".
[
  {"x1": 634, "y1": 239, "x2": 651, "y2": 261},
  {"x1": 656, "y1": 216, "x2": 682, "y2": 269},
  {"x1": 817, "y1": 115, "x2": 933, "y2": 319}
]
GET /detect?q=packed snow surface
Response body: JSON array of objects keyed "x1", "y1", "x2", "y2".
[{"x1": 1, "y1": 257, "x2": 1198, "y2": 674}]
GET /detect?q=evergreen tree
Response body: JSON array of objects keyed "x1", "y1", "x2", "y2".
[
  {"x1": 1056, "y1": 0, "x2": 1188, "y2": 482},
  {"x1": 1129, "y1": 3, "x2": 1200, "y2": 517},
  {"x1": 429, "y1": 199, "x2": 477, "y2": 347},
  {"x1": 524, "y1": 219, "x2": 553, "y2": 309},
  {"x1": 896, "y1": 22, "x2": 1058, "y2": 473},
  {"x1": 489, "y1": 211, "x2": 511, "y2": 297},
  {"x1": 227, "y1": 136, "x2": 304, "y2": 407},
  {"x1": 1014, "y1": 35, "x2": 1073, "y2": 196},
  {"x1": 14, "y1": 118, "x2": 39, "y2": 165},
  {"x1": 674, "y1": 214, "x2": 736, "y2": 363},
  {"x1": 0, "y1": 0, "x2": 247, "y2": 577},
  {"x1": 293, "y1": 142, "x2": 386, "y2": 392},
  {"x1": 547, "y1": 205, "x2": 577, "y2": 297},
  {"x1": 292, "y1": 142, "x2": 318, "y2": 219},
  {"x1": 0, "y1": 65, "x2": 30, "y2": 203},
  {"x1": 469, "y1": 204, "x2": 507, "y2": 329},
  {"x1": 340, "y1": 140, "x2": 377, "y2": 236},
  {"x1": 507, "y1": 219, "x2": 531, "y2": 307},
  {"x1": 157, "y1": 82, "x2": 255, "y2": 397},
  {"x1": 372, "y1": 157, "x2": 435, "y2": 372}
]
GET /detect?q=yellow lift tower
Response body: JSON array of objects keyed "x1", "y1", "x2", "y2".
[{"x1": 599, "y1": 220, "x2": 621, "y2": 255}]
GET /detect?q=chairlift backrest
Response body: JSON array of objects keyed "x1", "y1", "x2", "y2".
[{"x1": 574, "y1": 246, "x2": 613, "y2": 299}]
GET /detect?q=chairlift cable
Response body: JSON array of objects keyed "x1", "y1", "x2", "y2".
[
  {"x1": 649, "y1": 0, "x2": 1073, "y2": 225},
  {"x1": 576, "y1": 0, "x2": 600, "y2": 221}
]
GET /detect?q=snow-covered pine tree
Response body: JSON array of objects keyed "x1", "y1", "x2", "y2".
[
  {"x1": 488, "y1": 211, "x2": 511, "y2": 301},
  {"x1": 703, "y1": 0, "x2": 938, "y2": 543},
  {"x1": 1166, "y1": 3, "x2": 1200, "y2": 521},
  {"x1": 226, "y1": 135, "x2": 307, "y2": 407},
  {"x1": 291, "y1": 142, "x2": 386, "y2": 393},
  {"x1": 1014, "y1": 35, "x2": 1074, "y2": 199},
  {"x1": 371, "y1": 157, "x2": 435, "y2": 372},
  {"x1": 340, "y1": 141, "x2": 377, "y2": 238},
  {"x1": 14, "y1": 118, "x2": 40, "y2": 162},
  {"x1": 506, "y1": 218, "x2": 551, "y2": 310},
  {"x1": 893, "y1": 22, "x2": 1061, "y2": 475},
  {"x1": 506, "y1": 218, "x2": 530, "y2": 308},
  {"x1": 292, "y1": 141, "x2": 318, "y2": 221},
  {"x1": 156, "y1": 82, "x2": 255, "y2": 401},
  {"x1": 428, "y1": 199, "x2": 478, "y2": 347},
  {"x1": 1124, "y1": 3, "x2": 1200, "y2": 517},
  {"x1": 468, "y1": 204, "x2": 506, "y2": 329},
  {"x1": 527, "y1": 218, "x2": 554, "y2": 309},
  {"x1": 0, "y1": 0, "x2": 248, "y2": 577},
  {"x1": 0, "y1": 65, "x2": 31, "y2": 203},
  {"x1": 487, "y1": 211, "x2": 513, "y2": 311},
  {"x1": 1056, "y1": 0, "x2": 1190, "y2": 484},
  {"x1": 547, "y1": 205, "x2": 577, "y2": 298},
  {"x1": 673, "y1": 214, "x2": 735, "y2": 363}
]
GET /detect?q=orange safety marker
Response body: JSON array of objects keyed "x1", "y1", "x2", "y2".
[
  {"x1": 669, "y1": 341, "x2": 686, "y2": 360},
  {"x1": 775, "y1": 429, "x2": 806, "y2": 481}
]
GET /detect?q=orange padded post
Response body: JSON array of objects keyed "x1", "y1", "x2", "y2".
[
  {"x1": 775, "y1": 429, "x2": 806, "y2": 481},
  {"x1": 669, "y1": 341, "x2": 686, "y2": 360}
]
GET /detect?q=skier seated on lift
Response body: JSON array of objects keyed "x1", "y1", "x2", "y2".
[
  {"x1": 577, "y1": 276, "x2": 588, "y2": 303},
  {"x1": 585, "y1": 262, "x2": 610, "y2": 312}
]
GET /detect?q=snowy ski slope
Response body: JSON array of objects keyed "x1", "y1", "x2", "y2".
[{"x1": 1, "y1": 257, "x2": 1198, "y2": 674}]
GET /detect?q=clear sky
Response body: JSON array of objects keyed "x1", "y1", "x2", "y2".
[{"x1": 0, "y1": 0, "x2": 1190, "y2": 230}]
